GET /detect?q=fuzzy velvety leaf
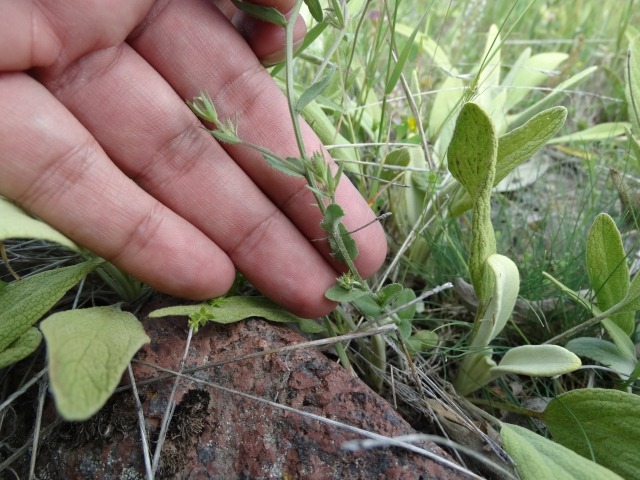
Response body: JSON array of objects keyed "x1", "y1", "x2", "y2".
[
  {"x1": 0, "y1": 258, "x2": 103, "y2": 352},
  {"x1": 626, "y1": 33, "x2": 640, "y2": 131},
  {"x1": 490, "y1": 344, "x2": 581, "y2": 376},
  {"x1": 320, "y1": 203, "x2": 346, "y2": 233},
  {"x1": 501, "y1": 423, "x2": 623, "y2": 480},
  {"x1": 297, "y1": 66, "x2": 335, "y2": 112},
  {"x1": 377, "y1": 283, "x2": 403, "y2": 307},
  {"x1": 325, "y1": 284, "x2": 369, "y2": 302},
  {"x1": 149, "y1": 296, "x2": 305, "y2": 323},
  {"x1": 41, "y1": 305, "x2": 150, "y2": 420},
  {"x1": 586, "y1": 213, "x2": 633, "y2": 335},
  {"x1": 542, "y1": 388, "x2": 640, "y2": 479},
  {"x1": 0, "y1": 197, "x2": 78, "y2": 250},
  {"x1": 0, "y1": 327, "x2": 42, "y2": 369},
  {"x1": 328, "y1": 223, "x2": 359, "y2": 263},
  {"x1": 566, "y1": 337, "x2": 637, "y2": 376}
]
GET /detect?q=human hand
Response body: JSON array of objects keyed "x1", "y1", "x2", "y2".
[{"x1": 0, "y1": 0, "x2": 387, "y2": 318}]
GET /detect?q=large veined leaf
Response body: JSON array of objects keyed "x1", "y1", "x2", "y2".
[
  {"x1": 586, "y1": 213, "x2": 634, "y2": 335},
  {"x1": 542, "y1": 388, "x2": 640, "y2": 479},
  {"x1": 501, "y1": 423, "x2": 623, "y2": 480},
  {"x1": 0, "y1": 258, "x2": 103, "y2": 353},
  {"x1": 0, "y1": 197, "x2": 78, "y2": 251},
  {"x1": 489, "y1": 344, "x2": 581, "y2": 377},
  {"x1": 566, "y1": 337, "x2": 637, "y2": 377},
  {"x1": 0, "y1": 327, "x2": 42, "y2": 369},
  {"x1": 41, "y1": 305, "x2": 150, "y2": 420}
]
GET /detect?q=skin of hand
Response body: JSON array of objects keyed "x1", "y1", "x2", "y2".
[{"x1": 0, "y1": 0, "x2": 387, "y2": 318}]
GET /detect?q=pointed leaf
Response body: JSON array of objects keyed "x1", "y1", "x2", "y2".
[
  {"x1": 586, "y1": 213, "x2": 633, "y2": 334},
  {"x1": 0, "y1": 328, "x2": 42, "y2": 369},
  {"x1": 490, "y1": 344, "x2": 581, "y2": 376},
  {"x1": 149, "y1": 296, "x2": 305, "y2": 323},
  {"x1": 566, "y1": 337, "x2": 637, "y2": 376},
  {"x1": 385, "y1": 13, "x2": 426, "y2": 95},
  {"x1": 542, "y1": 388, "x2": 640, "y2": 479},
  {"x1": 508, "y1": 66, "x2": 597, "y2": 130},
  {"x1": 325, "y1": 284, "x2": 369, "y2": 302},
  {"x1": 304, "y1": 0, "x2": 323, "y2": 22},
  {"x1": 501, "y1": 423, "x2": 623, "y2": 480},
  {"x1": 41, "y1": 305, "x2": 150, "y2": 420},
  {"x1": 626, "y1": 33, "x2": 640, "y2": 131},
  {"x1": 548, "y1": 122, "x2": 631, "y2": 144},
  {"x1": 230, "y1": 0, "x2": 286, "y2": 27},
  {"x1": 262, "y1": 153, "x2": 305, "y2": 177},
  {"x1": 0, "y1": 197, "x2": 78, "y2": 251},
  {"x1": 0, "y1": 258, "x2": 103, "y2": 352},
  {"x1": 496, "y1": 106, "x2": 567, "y2": 185},
  {"x1": 297, "y1": 66, "x2": 336, "y2": 112}
]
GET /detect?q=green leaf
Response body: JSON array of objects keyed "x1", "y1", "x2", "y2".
[
  {"x1": 447, "y1": 102, "x2": 498, "y2": 199},
  {"x1": 586, "y1": 213, "x2": 634, "y2": 335},
  {"x1": 149, "y1": 296, "x2": 306, "y2": 323},
  {"x1": 547, "y1": 122, "x2": 631, "y2": 144},
  {"x1": 0, "y1": 258, "x2": 103, "y2": 352},
  {"x1": 297, "y1": 66, "x2": 335, "y2": 113},
  {"x1": 448, "y1": 103, "x2": 498, "y2": 302},
  {"x1": 41, "y1": 305, "x2": 150, "y2": 420},
  {"x1": 395, "y1": 288, "x2": 417, "y2": 322},
  {"x1": 508, "y1": 66, "x2": 598, "y2": 130},
  {"x1": 601, "y1": 318, "x2": 636, "y2": 360},
  {"x1": 377, "y1": 283, "x2": 403, "y2": 307},
  {"x1": 0, "y1": 197, "x2": 78, "y2": 250},
  {"x1": 262, "y1": 153, "x2": 305, "y2": 178},
  {"x1": 381, "y1": 148, "x2": 412, "y2": 182},
  {"x1": 325, "y1": 284, "x2": 369, "y2": 302},
  {"x1": 328, "y1": 223, "x2": 359, "y2": 264},
  {"x1": 406, "y1": 329, "x2": 438, "y2": 355},
  {"x1": 626, "y1": 33, "x2": 640, "y2": 132},
  {"x1": 304, "y1": 0, "x2": 323, "y2": 22},
  {"x1": 500, "y1": 423, "x2": 623, "y2": 480},
  {"x1": 297, "y1": 318, "x2": 327, "y2": 334},
  {"x1": 320, "y1": 203, "x2": 346, "y2": 233},
  {"x1": 495, "y1": 106, "x2": 567, "y2": 185},
  {"x1": 490, "y1": 344, "x2": 581, "y2": 376},
  {"x1": 0, "y1": 328, "x2": 42, "y2": 369},
  {"x1": 384, "y1": 12, "x2": 426, "y2": 95},
  {"x1": 566, "y1": 337, "x2": 637, "y2": 377},
  {"x1": 230, "y1": 0, "x2": 287, "y2": 27},
  {"x1": 351, "y1": 295, "x2": 383, "y2": 317},
  {"x1": 542, "y1": 388, "x2": 640, "y2": 479}
]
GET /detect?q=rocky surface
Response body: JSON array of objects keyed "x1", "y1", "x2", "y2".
[{"x1": 35, "y1": 295, "x2": 467, "y2": 479}]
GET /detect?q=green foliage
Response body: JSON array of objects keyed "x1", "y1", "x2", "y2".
[
  {"x1": 541, "y1": 389, "x2": 640, "y2": 479},
  {"x1": 41, "y1": 305, "x2": 150, "y2": 420},
  {"x1": 0, "y1": 258, "x2": 103, "y2": 367},
  {"x1": 500, "y1": 423, "x2": 623, "y2": 480}
]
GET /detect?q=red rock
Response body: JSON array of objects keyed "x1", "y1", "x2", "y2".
[{"x1": 35, "y1": 295, "x2": 466, "y2": 479}]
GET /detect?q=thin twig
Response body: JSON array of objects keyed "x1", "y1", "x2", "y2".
[
  {"x1": 27, "y1": 377, "x2": 47, "y2": 480},
  {"x1": 127, "y1": 364, "x2": 153, "y2": 480},
  {"x1": 0, "y1": 368, "x2": 46, "y2": 414},
  {"x1": 151, "y1": 327, "x2": 194, "y2": 476}
]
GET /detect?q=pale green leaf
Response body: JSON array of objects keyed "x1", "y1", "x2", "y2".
[
  {"x1": 0, "y1": 197, "x2": 78, "y2": 251},
  {"x1": 230, "y1": 0, "x2": 286, "y2": 27},
  {"x1": 566, "y1": 337, "x2": 637, "y2": 376},
  {"x1": 500, "y1": 423, "x2": 623, "y2": 480},
  {"x1": 297, "y1": 66, "x2": 335, "y2": 113},
  {"x1": 149, "y1": 296, "x2": 305, "y2": 323},
  {"x1": 377, "y1": 283, "x2": 403, "y2": 307},
  {"x1": 474, "y1": 25, "x2": 503, "y2": 118},
  {"x1": 0, "y1": 258, "x2": 103, "y2": 352},
  {"x1": 380, "y1": 148, "x2": 412, "y2": 182},
  {"x1": 320, "y1": 203, "x2": 346, "y2": 233},
  {"x1": 508, "y1": 66, "x2": 598, "y2": 130},
  {"x1": 474, "y1": 254, "x2": 520, "y2": 347},
  {"x1": 547, "y1": 122, "x2": 631, "y2": 144},
  {"x1": 542, "y1": 388, "x2": 640, "y2": 479},
  {"x1": 586, "y1": 213, "x2": 633, "y2": 335},
  {"x1": 490, "y1": 344, "x2": 581, "y2": 376},
  {"x1": 297, "y1": 318, "x2": 326, "y2": 334},
  {"x1": 304, "y1": 0, "x2": 323, "y2": 22},
  {"x1": 325, "y1": 284, "x2": 369, "y2": 302},
  {"x1": 448, "y1": 104, "x2": 498, "y2": 199},
  {"x1": 395, "y1": 287, "x2": 417, "y2": 322},
  {"x1": 385, "y1": 13, "x2": 427, "y2": 95},
  {"x1": 601, "y1": 318, "x2": 636, "y2": 360},
  {"x1": 394, "y1": 23, "x2": 454, "y2": 71},
  {"x1": 626, "y1": 33, "x2": 640, "y2": 131},
  {"x1": 0, "y1": 328, "x2": 42, "y2": 369},
  {"x1": 496, "y1": 106, "x2": 567, "y2": 185},
  {"x1": 503, "y1": 52, "x2": 569, "y2": 111},
  {"x1": 41, "y1": 305, "x2": 150, "y2": 420},
  {"x1": 406, "y1": 329, "x2": 438, "y2": 355}
]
